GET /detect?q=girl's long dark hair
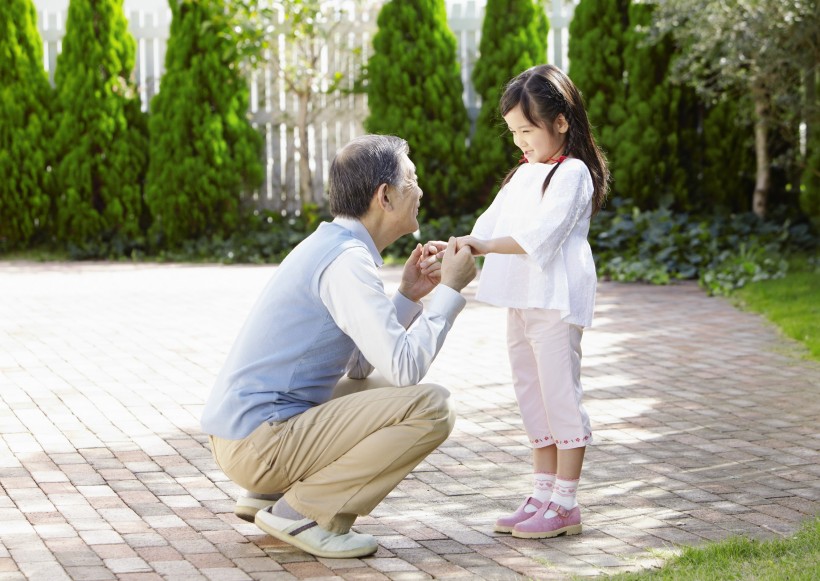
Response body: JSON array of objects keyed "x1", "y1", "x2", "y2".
[{"x1": 499, "y1": 65, "x2": 609, "y2": 216}]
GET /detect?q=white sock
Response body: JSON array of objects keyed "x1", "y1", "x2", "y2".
[
  {"x1": 532, "y1": 473, "x2": 556, "y2": 502},
  {"x1": 526, "y1": 473, "x2": 555, "y2": 513},
  {"x1": 544, "y1": 476, "x2": 579, "y2": 518}
]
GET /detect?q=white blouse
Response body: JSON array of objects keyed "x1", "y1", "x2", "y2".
[{"x1": 471, "y1": 158, "x2": 597, "y2": 328}]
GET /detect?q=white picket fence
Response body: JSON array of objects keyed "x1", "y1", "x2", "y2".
[{"x1": 34, "y1": 0, "x2": 576, "y2": 212}]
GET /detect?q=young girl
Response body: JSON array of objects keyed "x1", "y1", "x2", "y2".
[{"x1": 457, "y1": 64, "x2": 609, "y2": 539}]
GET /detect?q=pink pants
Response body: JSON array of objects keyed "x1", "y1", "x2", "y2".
[{"x1": 507, "y1": 308, "x2": 592, "y2": 449}]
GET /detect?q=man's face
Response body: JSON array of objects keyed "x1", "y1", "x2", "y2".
[{"x1": 391, "y1": 154, "x2": 422, "y2": 236}]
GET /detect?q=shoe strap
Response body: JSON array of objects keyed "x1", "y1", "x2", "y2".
[
  {"x1": 547, "y1": 502, "x2": 570, "y2": 518},
  {"x1": 289, "y1": 521, "x2": 318, "y2": 536}
]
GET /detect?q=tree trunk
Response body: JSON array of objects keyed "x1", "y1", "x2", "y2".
[
  {"x1": 751, "y1": 80, "x2": 770, "y2": 218},
  {"x1": 297, "y1": 91, "x2": 313, "y2": 206}
]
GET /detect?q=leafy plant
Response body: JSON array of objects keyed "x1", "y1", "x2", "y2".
[
  {"x1": 700, "y1": 243, "x2": 787, "y2": 296},
  {"x1": 590, "y1": 199, "x2": 817, "y2": 295}
]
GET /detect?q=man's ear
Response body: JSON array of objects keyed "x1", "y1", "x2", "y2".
[{"x1": 375, "y1": 183, "x2": 392, "y2": 211}]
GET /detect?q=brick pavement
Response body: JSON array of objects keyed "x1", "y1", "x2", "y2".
[{"x1": 0, "y1": 262, "x2": 818, "y2": 580}]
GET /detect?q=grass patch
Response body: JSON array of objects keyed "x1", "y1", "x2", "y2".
[
  {"x1": 0, "y1": 248, "x2": 70, "y2": 262},
  {"x1": 604, "y1": 517, "x2": 819, "y2": 580},
  {"x1": 732, "y1": 255, "x2": 820, "y2": 361}
]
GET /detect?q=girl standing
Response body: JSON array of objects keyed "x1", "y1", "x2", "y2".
[{"x1": 457, "y1": 64, "x2": 609, "y2": 539}]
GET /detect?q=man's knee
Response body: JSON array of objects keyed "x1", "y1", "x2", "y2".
[{"x1": 415, "y1": 383, "x2": 456, "y2": 439}]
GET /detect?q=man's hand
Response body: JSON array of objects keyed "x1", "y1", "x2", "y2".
[
  {"x1": 398, "y1": 243, "x2": 442, "y2": 302},
  {"x1": 440, "y1": 237, "x2": 477, "y2": 292}
]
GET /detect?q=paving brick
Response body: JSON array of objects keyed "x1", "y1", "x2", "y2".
[
  {"x1": 61, "y1": 566, "x2": 116, "y2": 581},
  {"x1": 2, "y1": 264, "x2": 818, "y2": 580},
  {"x1": 101, "y1": 557, "x2": 152, "y2": 574},
  {"x1": 281, "y1": 561, "x2": 336, "y2": 578}
]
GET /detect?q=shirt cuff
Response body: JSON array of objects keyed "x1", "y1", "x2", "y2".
[
  {"x1": 393, "y1": 291, "x2": 423, "y2": 328},
  {"x1": 427, "y1": 284, "x2": 467, "y2": 322}
]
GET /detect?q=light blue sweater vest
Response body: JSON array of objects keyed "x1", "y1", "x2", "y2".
[{"x1": 201, "y1": 221, "x2": 368, "y2": 440}]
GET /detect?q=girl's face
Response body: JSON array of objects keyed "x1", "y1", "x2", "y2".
[{"x1": 503, "y1": 105, "x2": 568, "y2": 164}]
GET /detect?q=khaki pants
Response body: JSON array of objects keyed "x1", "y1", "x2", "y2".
[{"x1": 209, "y1": 375, "x2": 455, "y2": 533}]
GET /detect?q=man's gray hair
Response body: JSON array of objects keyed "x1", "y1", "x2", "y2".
[{"x1": 329, "y1": 134, "x2": 409, "y2": 218}]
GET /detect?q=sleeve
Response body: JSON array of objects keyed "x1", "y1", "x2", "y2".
[
  {"x1": 343, "y1": 290, "x2": 422, "y2": 379},
  {"x1": 512, "y1": 162, "x2": 592, "y2": 271},
  {"x1": 319, "y1": 248, "x2": 467, "y2": 386},
  {"x1": 471, "y1": 184, "x2": 508, "y2": 238}
]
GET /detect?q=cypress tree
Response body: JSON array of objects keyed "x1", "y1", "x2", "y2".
[
  {"x1": 468, "y1": 0, "x2": 548, "y2": 211},
  {"x1": 699, "y1": 99, "x2": 756, "y2": 212},
  {"x1": 800, "y1": 73, "x2": 819, "y2": 223},
  {"x1": 52, "y1": 0, "x2": 147, "y2": 249},
  {"x1": 146, "y1": 0, "x2": 262, "y2": 247},
  {"x1": 145, "y1": 0, "x2": 262, "y2": 248},
  {"x1": 0, "y1": 0, "x2": 53, "y2": 249},
  {"x1": 610, "y1": 2, "x2": 688, "y2": 208},
  {"x1": 365, "y1": 0, "x2": 469, "y2": 218},
  {"x1": 567, "y1": 0, "x2": 629, "y2": 165}
]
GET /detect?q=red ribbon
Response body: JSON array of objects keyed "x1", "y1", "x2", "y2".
[{"x1": 519, "y1": 154, "x2": 567, "y2": 164}]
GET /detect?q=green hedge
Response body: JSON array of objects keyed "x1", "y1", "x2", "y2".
[
  {"x1": 590, "y1": 200, "x2": 817, "y2": 295},
  {"x1": 140, "y1": 201, "x2": 817, "y2": 303}
]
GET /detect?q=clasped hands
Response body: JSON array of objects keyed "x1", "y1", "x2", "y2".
[{"x1": 398, "y1": 235, "x2": 485, "y2": 303}]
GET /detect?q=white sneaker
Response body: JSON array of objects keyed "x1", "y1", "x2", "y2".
[
  {"x1": 254, "y1": 506, "x2": 377, "y2": 559},
  {"x1": 234, "y1": 492, "x2": 282, "y2": 522}
]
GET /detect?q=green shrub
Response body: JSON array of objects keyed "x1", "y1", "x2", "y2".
[
  {"x1": 158, "y1": 205, "x2": 326, "y2": 264},
  {"x1": 0, "y1": 0, "x2": 53, "y2": 250},
  {"x1": 365, "y1": 0, "x2": 469, "y2": 218},
  {"x1": 698, "y1": 99, "x2": 756, "y2": 213},
  {"x1": 52, "y1": 0, "x2": 147, "y2": 251},
  {"x1": 611, "y1": 2, "x2": 689, "y2": 209},
  {"x1": 467, "y1": 0, "x2": 548, "y2": 212},
  {"x1": 567, "y1": 0, "x2": 630, "y2": 163},
  {"x1": 386, "y1": 212, "x2": 481, "y2": 260},
  {"x1": 145, "y1": 0, "x2": 263, "y2": 249},
  {"x1": 801, "y1": 72, "x2": 820, "y2": 224}
]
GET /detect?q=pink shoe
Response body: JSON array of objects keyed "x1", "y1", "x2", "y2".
[
  {"x1": 512, "y1": 501, "x2": 582, "y2": 538},
  {"x1": 494, "y1": 497, "x2": 543, "y2": 533}
]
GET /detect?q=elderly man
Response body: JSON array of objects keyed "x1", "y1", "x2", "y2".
[{"x1": 201, "y1": 134, "x2": 476, "y2": 559}]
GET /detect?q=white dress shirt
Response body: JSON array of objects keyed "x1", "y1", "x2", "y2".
[
  {"x1": 471, "y1": 159, "x2": 597, "y2": 328},
  {"x1": 320, "y1": 218, "x2": 467, "y2": 385}
]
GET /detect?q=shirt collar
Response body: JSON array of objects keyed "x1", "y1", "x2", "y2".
[{"x1": 332, "y1": 216, "x2": 383, "y2": 267}]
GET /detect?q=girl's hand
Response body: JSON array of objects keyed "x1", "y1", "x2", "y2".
[
  {"x1": 418, "y1": 240, "x2": 448, "y2": 265},
  {"x1": 400, "y1": 243, "x2": 440, "y2": 302},
  {"x1": 456, "y1": 235, "x2": 490, "y2": 256}
]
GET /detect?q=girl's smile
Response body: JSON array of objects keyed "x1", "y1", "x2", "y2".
[{"x1": 503, "y1": 105, "x2": 568, "y2": 164}]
